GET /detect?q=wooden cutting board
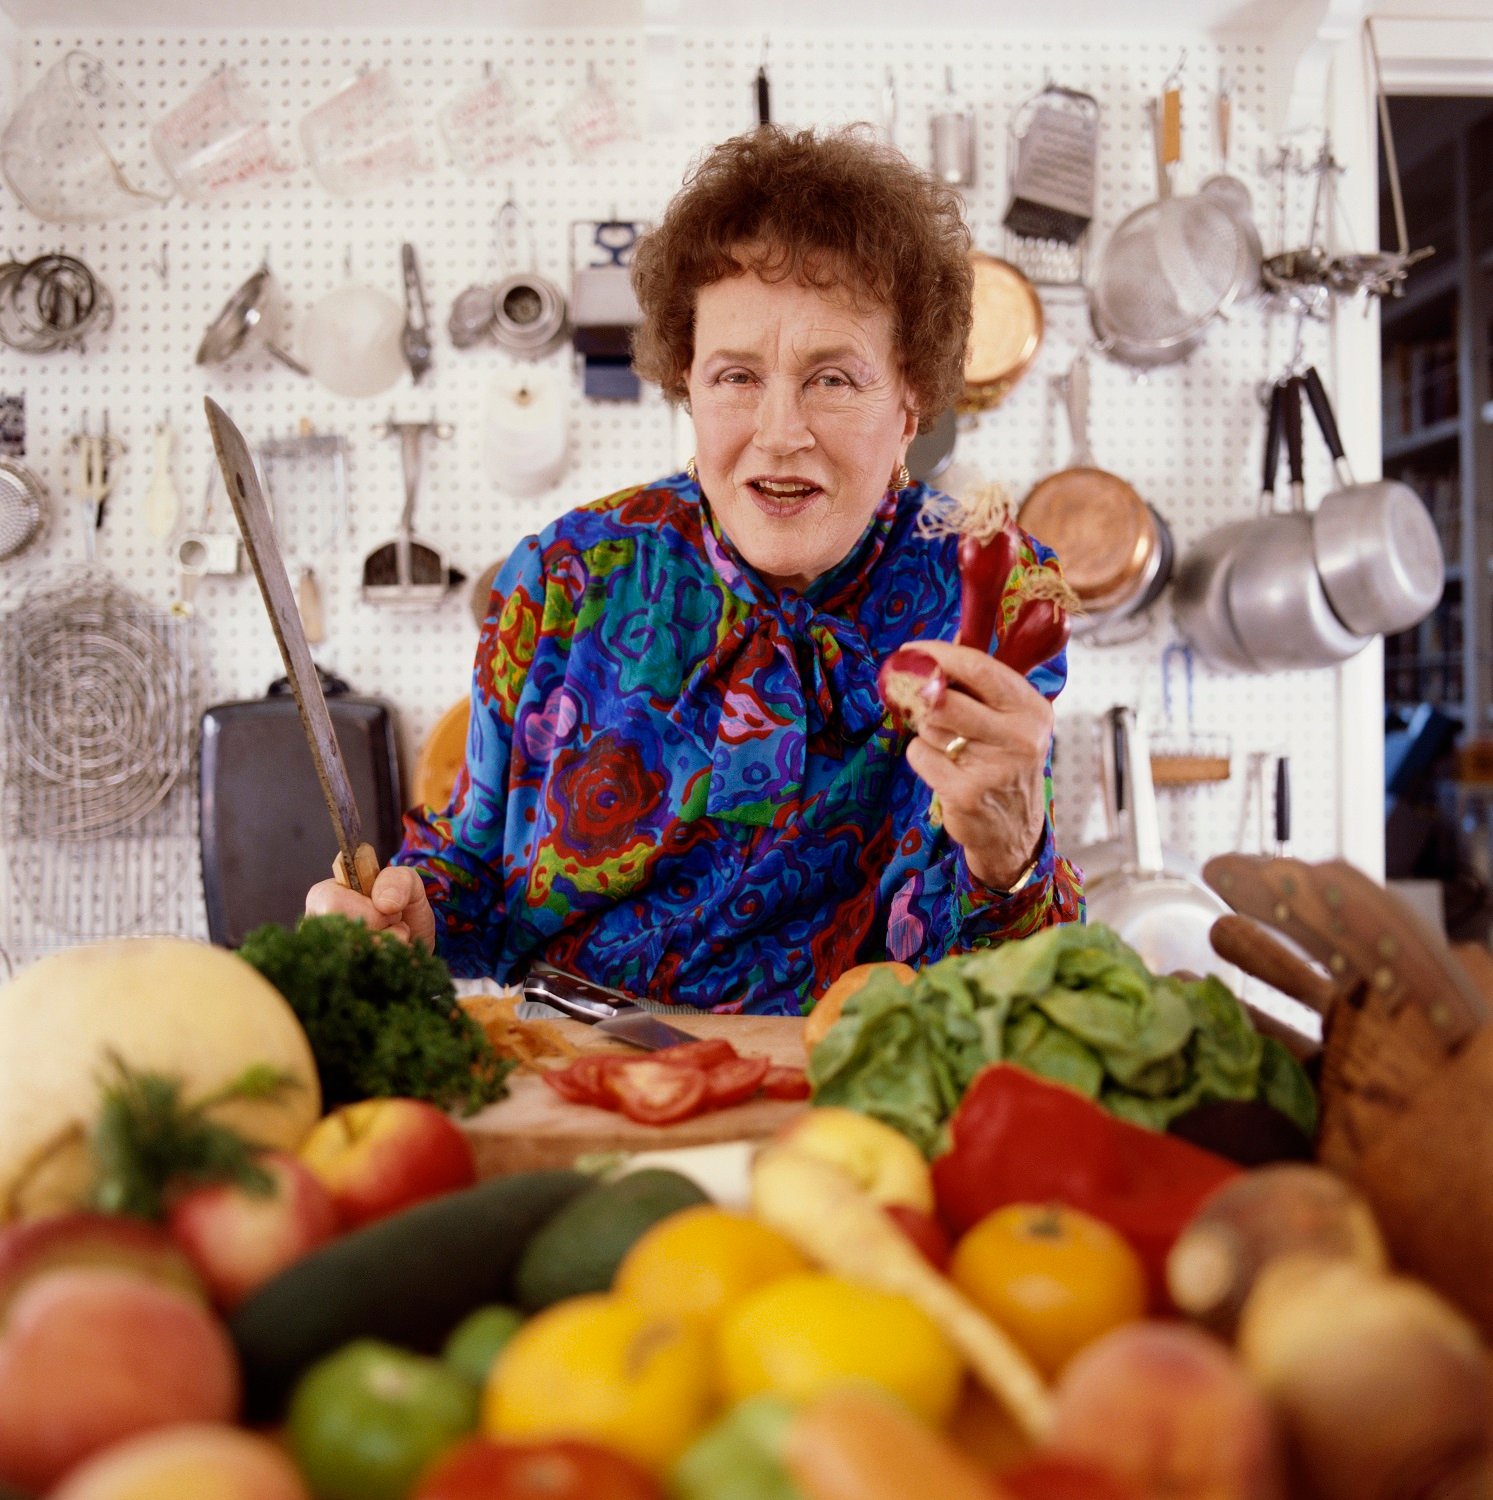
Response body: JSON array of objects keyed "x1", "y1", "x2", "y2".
[{"x1": 461, "y1": 1015, "x2": 810, "y2": 1179}]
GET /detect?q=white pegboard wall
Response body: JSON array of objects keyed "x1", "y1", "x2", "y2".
[{"x1": 0, "y1": 21, "x2": 1369, "y2": 959}]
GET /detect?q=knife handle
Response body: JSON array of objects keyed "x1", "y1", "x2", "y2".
[{"x1": 334, "y1": 843, "x2": 382, "y2": 898}]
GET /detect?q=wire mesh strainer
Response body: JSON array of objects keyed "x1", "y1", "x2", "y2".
[
  {"x1": 1, "y1": 572, "x2": 194, "y2": 839},
  {"x1": 1091, "y1": 96, "x2": 1246, "y2": 367},
  {"x1": 0, "y1": 459, "x2": 47, "y2": 561}
]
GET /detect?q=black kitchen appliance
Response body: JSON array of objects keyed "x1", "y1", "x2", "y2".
[{"x1": 199, "y1": 671, "x2": 403, "y2": 947}]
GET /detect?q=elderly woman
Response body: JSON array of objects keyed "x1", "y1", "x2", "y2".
[{"x1": 308, "y1": 126, "x2": 1083, "y2": 1015}]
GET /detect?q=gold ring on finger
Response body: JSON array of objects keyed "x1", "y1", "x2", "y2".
[{"x1": 943, "y1": 734, "x2": 970, "y2": 763}]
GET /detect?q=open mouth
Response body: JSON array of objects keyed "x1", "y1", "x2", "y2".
[{"x1": 750, "y1": 478, "x2": 822, "y2": 504}]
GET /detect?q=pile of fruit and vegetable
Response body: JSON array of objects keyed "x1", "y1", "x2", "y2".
[{"x1": 0, "y1": 904, "x2": 1490, "y2": 1500}]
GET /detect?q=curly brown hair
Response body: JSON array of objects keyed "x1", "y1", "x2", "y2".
[{"x1": 630, "y1": 126, "x2": 973, "y2": 426}]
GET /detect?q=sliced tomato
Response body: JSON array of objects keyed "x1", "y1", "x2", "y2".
[
  {"x1": 562, "y1": 1055, "x2": 632, "y2": 1108},
  {"x1": 654, "y1": 1038, "x2": 739, "y2": 1070},
  {"x1": 703, "y1": 1054, "x2": 771, "y2": 1109},
  {"x1": 606, "y1": 1059, "x2": 710, "y2": 1125},
  {"x1": 539, "y1": 1067, "x2": 596, "y2": 1105},
  {"x1": 759, "y1": 1065, "x2": 811, "y2": 1101}
]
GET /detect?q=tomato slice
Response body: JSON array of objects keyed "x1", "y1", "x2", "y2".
[
  {"x1": 606, "y1": 1059, "x2": 710, "y2": 1125},
  {"x1": 655, "y1": 1038, "x2": 739, "y2": 1070},
  {"x1": 759, "y1": 1065, "x2": 811, "y2": 1101},
  {"x1": 703, "y1": 1054, "x2": 771, "y2": 1109},
  {"x1": 540, "y1": 1066, "x2": 596, "y2": 1105}
]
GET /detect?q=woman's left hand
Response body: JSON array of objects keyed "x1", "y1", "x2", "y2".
[{"x1": 900, "y1": 638, "x2": 1053, "y2": 891}]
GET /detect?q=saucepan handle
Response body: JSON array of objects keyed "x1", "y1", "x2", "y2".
[{"x1": 1301, "y1": 366, "x2": 1356, "y2": 486}]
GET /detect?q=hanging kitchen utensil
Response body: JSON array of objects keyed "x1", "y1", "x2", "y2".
[
  {"x1": 571, "y1": 219, "x2": 645, "y2": 400},
  {"x1": 905, "y1": 407, "x2": 957, "y2": 485},
  {"x1": 1150, "y1": 642, "x2": 1230, "y2": 785},
  {"x1": 362, "y1": 417, "x2": 459, "y2": 607},
  {"x1": 1071, "y1": 707, "x2": 1202, "y2": 889},
  {"x1": 1, "y1": 50, "x2": 173, "y2": 222},
  {"x1": 959, "y1": 252, "x2": 1043, "y2": 412},
  {"x1": 0, "y1": 458, "x2": 48, "y2": 563},
  {"x1": 151, "y1": 65, "x2": 290, "y2": 200},
  {"x1": 1017, "y1": 353, "x2": 1168, "y2": 635},
  {"x1": 1300, "y1": 365, "x2": 1443, "y2": 637},
  {"x1": 931, "y1": 68, "x2": 976, "y2": 188},
  {"x1": 1090, "y1": 88, "x2": 1248, "y2": 369},
  {"x1": 300, "y1": 66, "x2": 431, "y2": 198},
  {"x1": 438, "y1": 69, "x2": 538, "y2": 176},
  {"x1": 65, "y1": 414, "x2": 125, "y2": 561},
  {"x1": 1197, "y1": 72, "x2": 1263, "y2": 304},
  {"x1": 259, "y1": 425, "x2": 350, "y2": 648},
  {"x1": 1083, "y1": 706, "x2": 1241, "y2": 989},
  {"x1": 1003, "y1": 83, "x2": 1098, "y2": 245},
  {"x1": 0, "y1": 253, "x2": 114, "y2": 353},
  {"x1": 754, "y1": 39, "x2": 770, "y2": 126},
  {"x1": 174, "y1": 468, "x2": 243, "y2": 616},
  {"x1": 1173, "y1": 381, "x2": 1285, "y2": 672},
  {"x1": 1, "y1": 571, "x2": 198, "y2": 954},
  {"x1": 399, "y1": 243, "x2": 432, "y2": 385},
  {"x1": 143, "y1": 420, "x2": 179, "y2": 540},
  {"x1": 450, "y1": 199, "x2": 568, "y2": 356},
  {"x1": 299, "y1": 278, "x2": 406, "y2": 399},
  {"x1": 1224, "y1": 378, "x2": 1369, "y2": 672},
  {"x1": 484, "y1": 369, "x2": 568, "y2": 496},
  {"x1": 197, "y1": 264, "x2": 308, "y2": 375}
]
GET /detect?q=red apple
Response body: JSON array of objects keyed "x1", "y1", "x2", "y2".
[
  {"x1": 0, "y1": 1212, "x2": 205, "y2": 1324},
  {"x1": 298, "y1": 1098, "x2": 477, "y2": 1229},
  {"x1": 167, "y1": 1153, "x2": 338, "y2": 1310},
  {"x1": 0, "y1": 1267, "x2": 240, "y2": 1493},
  {"x1": 50, "y1": 1422, "x2": 309, "y2": 1500}
]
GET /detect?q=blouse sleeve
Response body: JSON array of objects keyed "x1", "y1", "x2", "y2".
[
  {"x1": 883, "y1": 538, "x2": 1087, "y2": 965},
  {"x1": 393, "y1": 534, "x2": 552, "y2": 979}
]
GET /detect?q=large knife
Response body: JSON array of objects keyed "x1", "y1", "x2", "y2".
[
  {"x1": 522, "y1": 961, "x2": 704, "y2": 1049},
  {"x1": 204, "y1": 397, "x2": 379, "y2": 897}
]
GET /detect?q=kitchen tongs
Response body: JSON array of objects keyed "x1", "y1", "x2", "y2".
[{"x1": 520, "y1": 960, "x2": 702, "y2": 1049}]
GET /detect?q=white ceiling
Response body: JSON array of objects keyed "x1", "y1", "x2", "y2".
[{"x1": 0, "y1": 0, "x2": 1309, "y2": 33}]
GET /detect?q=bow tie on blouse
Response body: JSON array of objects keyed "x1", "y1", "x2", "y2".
[{"x1": 666, "y1": 500, "x2": 892, "y2": 826}]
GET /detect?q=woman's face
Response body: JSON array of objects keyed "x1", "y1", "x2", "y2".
[{"x1": 686, "y1": 267, "x2": 919, "y2": 594}]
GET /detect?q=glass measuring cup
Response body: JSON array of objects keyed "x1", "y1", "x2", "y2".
[
  {"x1": 300, "y1": 68, "x2": 431, "y2": 198},
  {"x1": 151, "y1": 66, "x2": 291, "y2": 200},
  {"x1": 1, "y1": 51, "x2": 173, "y2": 222}
]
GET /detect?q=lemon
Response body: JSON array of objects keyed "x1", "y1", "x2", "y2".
[
  {"x1": 614, "y1": 1206, "x2": 810, "y2": 1332},
  {"x1": 717, "y1": 1272, "x2": 963, "y2": 1426},
  {"x1": 483, "y1": 1292, "x2": 713, "y2": 1472}
]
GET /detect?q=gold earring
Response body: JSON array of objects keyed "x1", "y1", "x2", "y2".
[
  {"x1": 894, "y1": 463, "x2": 912, "y2": 490},
  {"x1": 686, "y1": 456, "x2": 698, "y2": 483}
]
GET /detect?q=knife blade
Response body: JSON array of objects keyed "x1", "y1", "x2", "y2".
[
  {"x1": 521, "y1": 961, "x2": 703, "y2": 1050},
  {"x1": 204, "y1": 397, "x2": 379, "y2": 897}
]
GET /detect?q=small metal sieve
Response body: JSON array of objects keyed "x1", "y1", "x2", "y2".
[{"x1": 0, "y1": 458, "x2": 48, "y2": 561}]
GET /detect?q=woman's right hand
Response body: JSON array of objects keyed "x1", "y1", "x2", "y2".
[{"x1": 304, "y1": 863, "x2": 437, "y2": 950}]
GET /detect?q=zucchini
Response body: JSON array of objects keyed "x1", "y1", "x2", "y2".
[{"x1": 230, "y1": 1168, "x2": 587, "y2": 1421}]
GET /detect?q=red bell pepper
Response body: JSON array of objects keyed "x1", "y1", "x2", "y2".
[{"x1": 931, "y1": 1064, "x2": 1239, "y2": 1311}]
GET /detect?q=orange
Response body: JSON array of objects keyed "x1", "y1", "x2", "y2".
[
  {"x1": 717, "y1": 1271, "x2": 963, "y2": 1426},
  {"x1": 805, "y1": 962, "x2": 916, "y2": 1050},
  {"x1": 949, "y1": 1203, "x2": 1147, "y2": 1378},
  {"x1": 482, "y1": 1293, "x2": 712, "y2": 1473},
  {"x1": 613, "y1": 1206, "x2": 809, "y2": 1332}
]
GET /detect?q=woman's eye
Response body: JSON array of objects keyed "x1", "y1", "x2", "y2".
[
  {"x1": 814, "y1": 372, "x2": 851, "y2": 389},
  {"x1": 720, "y1": 370, "x2": 754, "y2": 386}
]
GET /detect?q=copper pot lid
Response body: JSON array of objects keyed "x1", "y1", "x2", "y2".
[
  {"x1": 1018, "y1": 467, "x2": 1155, "y2": 607},
  {"x1": 962, "y1": 253, "x2": 1043, "y2": 409}
]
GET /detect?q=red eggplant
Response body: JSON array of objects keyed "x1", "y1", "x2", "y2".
[{"x1": 994, "y1": 572, "x2": 1078, "y2": 676}]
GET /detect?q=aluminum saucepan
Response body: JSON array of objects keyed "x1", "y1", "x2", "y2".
[
  {"x1": 1301, "y1": 365, "x2": 1444, "y2": 637},
  {"x1": 1225, "y1": 379, "x2": 1368, "y2": 672}
]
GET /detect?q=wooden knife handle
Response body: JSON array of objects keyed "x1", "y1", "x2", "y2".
[
  {"x1": 334, "y1": 843, "x2": 382, "y2": 898},
  {"x1": 1210, "y1": 913, "x2": 1338, "y2": 1014}
]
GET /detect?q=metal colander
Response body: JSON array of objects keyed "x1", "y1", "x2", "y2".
[{"x1": 0, "y1": 458, "x2": 47, "y2": 561}]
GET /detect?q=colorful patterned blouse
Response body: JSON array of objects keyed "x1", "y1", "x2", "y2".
[{"x1": 396, "y1": 472, "x2": 1084, "y2": 1015}]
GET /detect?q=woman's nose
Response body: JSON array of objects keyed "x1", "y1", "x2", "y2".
[{"x1": 754, "y1": 380, "x2": 813, "y2": 454}]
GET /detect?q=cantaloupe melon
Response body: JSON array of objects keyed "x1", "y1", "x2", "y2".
[{"x1": 0, "y1": 937, "x2": 321, "y2": 1223}]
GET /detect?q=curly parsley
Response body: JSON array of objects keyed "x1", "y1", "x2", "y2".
[{"x1": 238, "y1": 915, "x2": 513, "y2": 1116}]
